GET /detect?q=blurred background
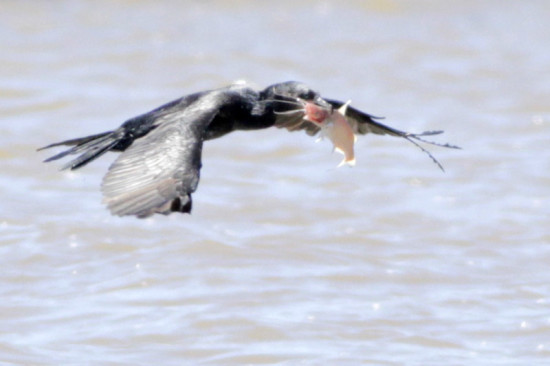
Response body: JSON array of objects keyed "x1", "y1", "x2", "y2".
[{"x1": 1, "y1": 0, "x2": 549, "y2": 365}]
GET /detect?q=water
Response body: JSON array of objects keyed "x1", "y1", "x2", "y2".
[{"x1": 1, "y1": 0, "x2": 549, "y2": 365}]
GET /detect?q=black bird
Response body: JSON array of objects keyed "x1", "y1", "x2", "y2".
[{"x1": 40, "y1": 81, "x2": 458, "y2": 218}]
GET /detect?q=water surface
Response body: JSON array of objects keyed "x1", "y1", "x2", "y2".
[{"x1": 1, "y1": 1, "x2": 549, "y2": 365}]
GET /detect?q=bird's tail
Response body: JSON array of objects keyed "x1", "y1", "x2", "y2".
[{"x1": 38, "y1": 130, "x2": 123, "y2": 170}]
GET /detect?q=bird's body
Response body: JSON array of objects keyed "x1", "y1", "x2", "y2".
[{"x1": 40, "y1": 81, "x2": 458, "y2": 218}]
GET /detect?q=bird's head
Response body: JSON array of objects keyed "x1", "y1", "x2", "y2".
[{"x1": 261, "y1": 81, "x2": 332, "y2": 120}]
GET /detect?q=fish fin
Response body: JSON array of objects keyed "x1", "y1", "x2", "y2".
[
  {"x1": 338, "y1": 100, "x2": 352, "y2": 114},
  {"x1": 337, "y1": 157, "x2": 356, "y2": 168}
]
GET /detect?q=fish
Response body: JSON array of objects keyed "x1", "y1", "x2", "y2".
[
  {"x1": 305, "y1": 101, "x2": 356, "y2": 167},
  {"x1": 322, "y1": 101, "x2": 357, "y2": 167}
]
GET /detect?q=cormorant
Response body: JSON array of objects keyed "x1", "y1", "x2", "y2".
[{"x1": 40, "y1": 81, "x2": 458, "y2": 218}]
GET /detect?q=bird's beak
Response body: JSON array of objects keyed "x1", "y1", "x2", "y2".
[{"x1": 313, "y1": 97, "x2": 333, "y2": 113}]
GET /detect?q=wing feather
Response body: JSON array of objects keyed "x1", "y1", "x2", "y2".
[{"x1": 101, "y1": 100, "x2": 220, "y2": 217}]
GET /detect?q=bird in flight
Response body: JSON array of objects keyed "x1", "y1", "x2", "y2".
[{"x1": 40, "y1": 81, "x2": 459, "y2": 218}]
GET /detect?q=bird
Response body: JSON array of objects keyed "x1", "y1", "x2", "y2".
[{"x1": 39, "y1": 81, "x2": 459, "y2": 218}]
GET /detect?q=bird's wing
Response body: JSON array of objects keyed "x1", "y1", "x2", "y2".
[{"x1": 101, "y1": 95, "x2": 223, "y2": 218}]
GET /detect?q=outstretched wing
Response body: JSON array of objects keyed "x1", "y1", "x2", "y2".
[{"x1": 101, "y1": 94, "x2": 225, "y2": 218}]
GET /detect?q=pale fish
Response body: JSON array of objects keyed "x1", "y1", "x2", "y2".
[{"x1": 319, "y1": 101, "x2": 357, "y2": 167}]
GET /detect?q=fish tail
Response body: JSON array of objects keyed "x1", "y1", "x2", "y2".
[{"x1": 337, "y1": 157, "x2": 356, "y2": 168}]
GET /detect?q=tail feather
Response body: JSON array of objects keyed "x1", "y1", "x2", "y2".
[
  {"x1": 38, "y1": 131, "x2": 112, "y2": 150},
  {"x1": 39, "y1": 131, "x2": 122, "y2": 170}
]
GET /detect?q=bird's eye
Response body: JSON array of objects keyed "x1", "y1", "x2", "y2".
[{"x1": 304, "y1": 91, "x2": 316, "y2": 100}]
